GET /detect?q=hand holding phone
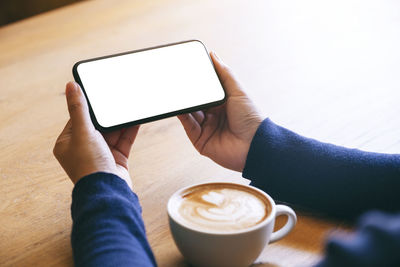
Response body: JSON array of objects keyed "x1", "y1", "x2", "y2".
[
  {"x1": 73, "y1": 40, "x2": 226, "y2": 131},
  {"x1": 178, "y1": 52, "x2": 263, "y2": 172}
]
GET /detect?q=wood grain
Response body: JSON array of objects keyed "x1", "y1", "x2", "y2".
[{"x1": 0, "y1": 0, "x2": 399, "y2": 266}]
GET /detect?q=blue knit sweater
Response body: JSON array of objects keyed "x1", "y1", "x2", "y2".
[{"x1": 71, "y1": 118, "x2": 400, "y2": 266}]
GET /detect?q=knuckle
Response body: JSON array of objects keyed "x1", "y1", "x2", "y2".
[
  {"x1": 52, "y1": 145, "x2": 60, "y2": 158},
  {"x1": 196, "y1": 141, "x2": 206, "y2": 156},
  {"x1": 53, "y1": 137, "x2": 66, "y2": 159},
  {"x1": 180, "y1": 114, "x2": 190, "y2": 123},
  {"x1": 120, "y1": 135, "x2": 134, "y2": 145},
  {"x1": 68, "y1": 102, "x2": 82, "y2": 113},
  {"x1": 189, "y1": 123, "x2": 197, "y2": 133},
  {"x1": 198, "y1": 147, "x2": 207, "y2": 156}
]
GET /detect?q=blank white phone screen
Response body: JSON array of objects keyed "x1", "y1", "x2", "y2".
[{"x1": 76, "y1": 41, "x2": 225, "y2": 128}]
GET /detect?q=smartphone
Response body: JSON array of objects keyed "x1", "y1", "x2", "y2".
[{"x1": 72, "y1": 40, "x2": 226, "y2": 131}]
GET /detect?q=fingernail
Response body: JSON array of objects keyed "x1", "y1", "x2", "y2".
[
  {"x1": 71, "y1": 82, "x2": 78, "y2": 91},
  {"x1": 66, "y1": 82, "x2": 78, "y2": 97},
  {"x1": 212, "y1": 51, "x2": 220, "y2": 61}
]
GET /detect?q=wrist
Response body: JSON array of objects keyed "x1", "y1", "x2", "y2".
[
  {"x1": 240, "y1": 117, "x2": 263, "y2": 172},
  {"x1": 69, "y1": 164, "x2": 117, "y2": 184},
  {"x1": 72, "y1": 172, "x2": 134, "y2": 205}
]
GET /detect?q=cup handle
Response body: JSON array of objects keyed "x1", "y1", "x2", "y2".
[{"x1": 269, "y1": 205, "x2": 297, "y2": 243}]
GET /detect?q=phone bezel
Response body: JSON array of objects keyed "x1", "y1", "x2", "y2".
[{"x1": 72, "y1": 40, "x2": 226, "y2": 132}]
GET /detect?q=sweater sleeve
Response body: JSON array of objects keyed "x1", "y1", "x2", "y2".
[
  {"x1": 243, "y1": 118, "x2": 400, "y2": 220},
  {"x1": 71, "y1": 172, "x2": 157, "y2": 267},
  {"x1": 316, "y1": 211, "x2": 400, "y2": 267}
]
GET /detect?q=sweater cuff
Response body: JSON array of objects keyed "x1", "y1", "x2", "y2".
[
  {"x1": 242, "y1": 118, "x2": 273, "y2": 186},
  {"x1": 73, "y1": 172, "x2": 129, "y2": 195},
  {"x1": 72, "y1": 172, "x2": 138, "y2": 217}
]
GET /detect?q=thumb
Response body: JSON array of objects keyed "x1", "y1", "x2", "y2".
[
  {"x1": 65, "y1": 82, "x2": 93, "y2": 131},
  {"x1": 210, "y1": 51, "x2": 245, "y2": 97}
]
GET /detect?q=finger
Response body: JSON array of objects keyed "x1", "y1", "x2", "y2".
[
  {"x1": 194, "y1": 112, "x2": 220, "y2": 153},
  {"x1": 103, "y1": 130, "x2": 122, "y2": 148},
  {"x1": 110, "y1": 150, "x2": 129, "y2": 170},
  {"x1": 115, "y1": 125, "x2": 140, "y2": 158},
  {"x1": 210, "y1": 51, "x2": 245, "y2": 97},
  {"x1": 55, "y1": 120, "x2": 72, "y2": 143},
  {"x1": 205, "y1": 103, "x2": 225, "y2": 115},
  {"x1": 65, "y1": 81, "x2": 93, "y2": 132},
  {"x1": 191, "y1": 111, "x2": 205, "y2": 125},
  {"x1": 53, "y1": 120, "x2": 72, "y2": 158},
  {"x1": 60, "y1": 119, "x2": 72, "y2": 136},
  {"x1": 177, "y1": 113, "x2": 201, "y2": 145}
]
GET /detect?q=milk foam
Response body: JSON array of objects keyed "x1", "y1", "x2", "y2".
[{"x1": 176, "y1": 185, "x2": 268, "y2": 232}]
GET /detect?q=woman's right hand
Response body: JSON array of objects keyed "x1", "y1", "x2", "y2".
[{"x1": 178, "y1": 52, "x2": 262, "y2": 172}]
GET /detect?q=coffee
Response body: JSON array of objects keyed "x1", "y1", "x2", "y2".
[
  {"x1": 168, "y1": 182, "x2": 297, "y2": 266},
  {"x1": 170, "y1": 183, "x2": 271, "y2": 233}
]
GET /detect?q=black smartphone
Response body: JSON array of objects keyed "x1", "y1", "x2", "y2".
[{"x1": 72, "y1": 40, "x2": 226, "y2": 131}]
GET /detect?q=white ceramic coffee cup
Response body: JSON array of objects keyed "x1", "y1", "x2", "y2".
[{"x1": 167, "y1": 182, "x2": 297, "y2": 267}]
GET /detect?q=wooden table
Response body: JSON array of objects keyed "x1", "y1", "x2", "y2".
[{"x1": 1, "y1": 0, "x2": 399, "y2": 266}]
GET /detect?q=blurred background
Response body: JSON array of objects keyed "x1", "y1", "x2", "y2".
[{"x1": 0, "y1": 0, "x2": 83, "y2": 26}]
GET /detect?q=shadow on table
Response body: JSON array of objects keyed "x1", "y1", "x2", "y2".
[{"x1": 164, "y1": 256, "x2": 283, "y2": 267}]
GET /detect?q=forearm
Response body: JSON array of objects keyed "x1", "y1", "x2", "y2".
[
  {"x1": 71, "y1": 172, "x2": 156, "y2": 267},
  {"x1": 243, "y1": 118, "x2": 400, "y2": 219}
]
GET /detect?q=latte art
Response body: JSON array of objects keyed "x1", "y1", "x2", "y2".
[{"x1": 176, "y1": 184, "x2": 269, "y2": 232}]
